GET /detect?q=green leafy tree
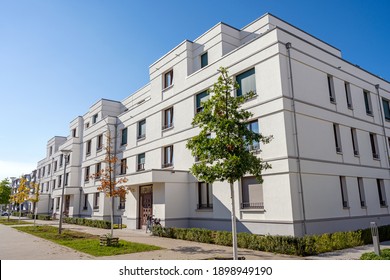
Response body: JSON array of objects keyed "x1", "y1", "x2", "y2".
[
  {"x1": 186, "y1": 67, "x2": 272, "y2": 259},
  {"x1": 0, "y1": 178, "x2": 11, "y2": 220},
  {"x1": 10, "y1": 177, "x2": 31, "y2": 222}
]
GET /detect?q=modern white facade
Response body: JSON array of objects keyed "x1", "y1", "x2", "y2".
[{"x1": 32, "y1": 13, "x2": 390, "y2": 237}]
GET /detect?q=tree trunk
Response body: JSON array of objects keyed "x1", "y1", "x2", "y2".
[
  {"x1": 18, "y1": 205, "x2": 21, "y2": 223},
  {"x1": 230, "y1": 182, "x2": 238, "y2": 260},
  {"x1": 33, "y1": 202, "x2": 37, "y2": 226},
  {"x1": 110, "y1": 196, "x2": 114, "y2": 237}
]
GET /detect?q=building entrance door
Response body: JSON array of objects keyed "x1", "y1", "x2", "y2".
[{"x1": 139, "y1": 186, "x2": 153, "y2": 229}]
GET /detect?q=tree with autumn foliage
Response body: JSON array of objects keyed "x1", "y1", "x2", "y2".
[
  {"x1": 186, "y1": 67, "x2": 272, "y2": 259},
  {"x1": 29, "y1": 181, "x2": 40, "y2": 225},
  {"x1": 10, "y1": 176, "x2": 31, "y2": 222},
  {"x1": 91, "y1": 128, "x2": 129, "y2": 237}
]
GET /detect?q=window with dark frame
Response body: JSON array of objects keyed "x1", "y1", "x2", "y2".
[
  {"x1": 65, "y1": 172, "x2": 69, "y2": 186},
  {"x1": 236, "y1": 68, "x2": 256, "y2": 97},
  {"x1": 333, "y1": 123, "x2": 342, "y2": 153},
  {"x1": 345, "y1": 82, "x2": 353, "y2": 109},
  {"x1": 201, "y1": 52, "x2": 208, "y2": 68},
  {"x1": 95, "y1": 162, "x2": 101, "y2": 179},
  {"x1": 119, "y1": 196, "x2": 126, "y2": 210},
  {"x1": 137, "y1": 153, "x2": 145, "y2": 171},
  {"x1": 52, "y1": 179, "x2": 56, "y2": 190},
  {"x1": 94, "y1": 192, "x2": 100, "y2": 210},
  {"x1": 120, "y1": 158, "x2": 127, "y2": 175},
  {"x1": 246, "y1": 120, "x2": 260, "y2": 151},
  {"x1": 163, "y1": 107, "x2": 174, "y2": 130},
  {"x1": 382, "y1": 98, "x2": 390, "y2": 121},
  {"x1": 58, "y1": 175, "x2": 62, "y2": 188},
  {"x1": 138, "y1": 119, "x2": 146, "y2": 140},
  {"x1": 121, "y1": 127, "x2": 128, "y2": 145},
  {"x1": 351, "y1": 128, "x2": 359, "y2": 156},
  {"x1": 97, "y1": 134, "x2": 103, "y2": 151},
  {"x1": 162, "y1": 145, "x2": 173, "y2": 168},
  {"x1": 83, "y1": 194, "x2": 88, "y2": 210},
  {"x1": 163, "y1": 69, "x2": 173, "y2": 89},
  {"x1": 357, "y1": 177, "x2": 366, "y2": 208},
  {"x1": 84, "y1": 166, "x2": 90, "y2": 182},
  {"x1": 377, "y1": 179, "x2": 388, "y2": 207},
  {"x1": 340, "y1": 176, "x2": 349, "y2": 208},
  {"x1": 363, "y1": 90, "x2": 373, "y2": 115},
  {"x1": 92, "y1": 113, "x2": 98, "y2": 124},
  {"x1": 196, "y1": 91, "x2": 209, "y2": 113},
  {"x1": 86, "y1": 140, "x2": 92, "y2": 156},
  {"x1": 327, "y1": 75, "x2": 336, "y2": 103},
  {"x1": 198, "y1": 182, "x2": 213, "y2": 209},
  {"x1": 369, "y1": 133, "x2": 380, "y2": 159},
  {"x1": 241, "y1": 176, "x2": 264, "y2": 209},
  {"x1": 72, "y1": 128, "x2": 77, "y2": 137}
]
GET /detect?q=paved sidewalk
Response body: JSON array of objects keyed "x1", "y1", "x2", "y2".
[{"x1": 1, "y1": 217, "x2": 389, "y2": 260}]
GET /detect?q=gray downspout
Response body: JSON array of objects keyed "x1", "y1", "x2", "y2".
[
  {"x1": 113, "y1": 120, "x2": 118, "y2": 223},
  {"x1": 375, "y1": 84, "x2": 390, "y2": 172},
  {"x1": 286, "y1": 42, "x2": 307, "y2": 235}
]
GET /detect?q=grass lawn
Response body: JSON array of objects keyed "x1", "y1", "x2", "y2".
[
  {"x1": 0, "y1": 218, "x2": 32, "y2": 225},
  {"x1": 360, "y1": 249, "x2": 390, "y2": 260},
  {"x1": 14, "y1": 225, "x2": 162, "y2": 257}
]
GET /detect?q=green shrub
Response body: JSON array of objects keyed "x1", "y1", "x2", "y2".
[
  {"x1": 214, "y1": 231, "x2": 232, "y2": 246},
  {"x1": 360, "y1": 249, "x2": 390, "y2": 260},
  {"x1": 63, "y1": 217, "x2": 111, "y2": 229}
]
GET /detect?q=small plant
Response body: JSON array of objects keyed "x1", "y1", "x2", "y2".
[{"x1": 360, "y1": 249, "x2": 390, "y2": 260}]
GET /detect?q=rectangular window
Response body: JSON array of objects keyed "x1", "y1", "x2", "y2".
[
  {"x1": 198, "y1": 182, "x2": 213, "y2": 209},
  {"x1": 52, "y1": 179, "x2": 56, "y2": 190},
  {"x1": 357, "y1": 177, "x2": 366, "y2": 208},
  {"x1": 163, "y1": 107, "x2": 174, "y2": 130},
  {"x1": 377, "y1": 179, "x2": 387, "y2": 207},
  {"x1": 333, "y1": 123, "x2": 342, "y2": 153},
  {"x1": 363, "y1": 90, "x2": 373, "y2": 115},
  {"x1": 42, "y1": 166, "x2": 46, "y2": 177},
  {"x1": 162, "y1": 145, "x2": 174, "y2": 168},
  {"x1": 92, "y1": 113, "x2": 98, "y2": 124},
  {"x1": 84, "y1": 166, "x2": 90, "y2": 182},
  {"x1": 97, "y1": 134, "x2": 103, "y2": 151},
  {"x1": 351, "y1": 128, "x2": 359, "y2": 156},
  {"x1": 247, "y1": 120, "x2": 260, "y2": 151},
  {"x1": 65, "y1": 173, "x2": 69, "y2": 186},
  {"x1": 163, "y1": 69, "x2": 173, "y2": 89},
  {"x1": 369, "y1": 133, "x2": 380, "y2": 159},
  {"x1": 328, "y1": 75, "x2": 336, "y2": 103},
  {"x1": 241, "y1": 176, "x2": 264, "y2": 209},
  {"x1": 83, "y1": 194, "x2": 88, "y2": 210},
  {"x1": 47, "y1": 164, "x2": 51, "y2": 175},
  {"x1": 86, "y1": 140, "x2": 92, "y2": 156},
  {"x1": 85, "y1": 122, "x2": 90, "y2": 129},
  {"x1": 382, "y1": 99, "x2": 390, "y2": 121},
  {"x1": 120, "y1": 158, "x2": 127, "y2": 175},
  {"x1": 56, "y1": 198, "x2": 60, "y2": 210},
  {"x1": 196, "y1": 91, "x2": 209, "y2": 113},
  {"x1": 94, "y1": 192, "x2": 100, "y2": 210},
  {"x1": 54, "y1": 160, "x2": 58, "y2": 171},
  {"x1": 119, "y1": 196, "x2": 126, "y2": 210},
  {"x1": 46, "y1": 182, "x2": 49, "y2": 192},
  {"x1": 340, "y1": 176, "x2": 349, "y2": 208},
  {"x1": 59, "y1": 155, "x2": 63, "y2": 167},
  {"x1": 95, "y1": 162, "x2": 101, "y2": 179},
  {"x1": 200, "y1": 52, "x2": 208, "y2": 68},
  {"x1": 137, "y1": 153, "x2": 145, "y2": 171},
  {"x1": 66, "y1": 154, "x2": 70, "y2": 164},
  {"x1": 72, "y1": 128, "x2": 77, "y2": 137},
  {"x1": 49, "y1": 146, "x2": 53, "y2": 156},
  {"x1": 58, "y1": 175, "x2": 62, "y2": 188},
  {"x1": 121, "y1": 127, "x2": 128, "y2": 145},
  {"x1": 236, "y1": 68, "x2": 256, "y2": 97},
  {"x1": 345, "y1": 82, "x2": 353, "y2": 109},
  {"x1": 138, "y1": 119, "x2": 146, "y2": 140}
]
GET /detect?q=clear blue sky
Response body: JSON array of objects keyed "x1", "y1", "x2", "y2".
[{"x1": 1, "y1": 0, "x2": 389, "y2": 179}]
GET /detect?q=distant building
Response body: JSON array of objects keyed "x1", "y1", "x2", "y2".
[{"x1": 34, "y1": 13, "x2": 390, "y2": 236}]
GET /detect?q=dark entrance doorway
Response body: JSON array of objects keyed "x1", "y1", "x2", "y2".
[{"x1": 139, "y1": 185, "x2": 153, "y2": 229}]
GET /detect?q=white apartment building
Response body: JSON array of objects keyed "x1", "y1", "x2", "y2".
[{"x1": 34, "y1": 13, "x2": 390, "y2": 237}]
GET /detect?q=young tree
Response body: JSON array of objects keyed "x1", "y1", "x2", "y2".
[
  {"x1": 91, "y1": 128, "x2": 129, "y2": 237},
  {"x1": 186, "y1": 67, "x2": 272, "y2": 259},
  {"x1": 29, "y1": 181, "x2": 40, "y2": 225},
  {"x1": 10, "y1": 177, "x2": 31, "y2": 222},
  {"x1": 0, "y1": 178, "x2": 11, "y2": 220}
]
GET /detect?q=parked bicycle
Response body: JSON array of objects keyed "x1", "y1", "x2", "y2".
[{"x1": 146, "y1": 215, "x2": 161, "y2": 233}]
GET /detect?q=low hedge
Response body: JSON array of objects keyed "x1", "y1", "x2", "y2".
[
  {"x1": 64, "y1": 217, "x2": 111, "y2": 229},
  {"x1": 27, "y1": 214, "x2": 52, "y2": 220},
  {"x1": 152, "y1": 224, "x2": 390, "y2": 256}
]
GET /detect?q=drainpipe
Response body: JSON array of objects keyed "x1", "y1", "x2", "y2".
[
  {"x1": 375, "y1": 84, "x2": 390, "y2": 173},
  {"x1": 286, "y1": 42, "x2": 307, "y2": 235}
]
